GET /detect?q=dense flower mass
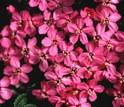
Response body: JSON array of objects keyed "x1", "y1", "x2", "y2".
[{"x1": 0, "y1": 0, "x2": 124, "y2": 107}]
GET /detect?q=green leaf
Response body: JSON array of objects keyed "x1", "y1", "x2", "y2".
[
  {"x1": 24, "y1": 104, "x2": 37, "y2": 107},
  {"x1": 14, "y1": 94, "x2": 27, "y2": 107}
]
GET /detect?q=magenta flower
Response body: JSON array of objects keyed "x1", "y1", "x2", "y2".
[
  {"x1": 0, "y1": 25, "x2": 11, "y2": 48},
  {"x1": 95, "y1": 0, "x2": 120, "y2": 12},
  {"x1": 94, "y1": 8, "x2": 121, "y2": 32},
  {"x1": 67, "y1": 17, "x2": 94, "y2": 44},
  {"x1": 80, "y1": 7, "x2": 95, "y2": 26},
  {"x1": 68, "y1": 94, "x2": 91, "y2": 107},
  {"x1": 55, "y1": 41, "x2": 78, "y2": 66},
  {"x1": 106, "y1": 88, "x2": 124, "y2": 107},
  {"x1": 0, "y1": 76, "x2": 12, "y2": 103},
  {"x1": 77, "y1": 79, "x2": 104, "y2": 102},
  {"x1": 32, "y1": 81, "x2": 56, "y2": 100},
  {"x1": 29, "y1": 0, "x2": 48, "y2": 11},
  {"x1": 41, "y1": 27, "x2": 65, "y2": 56},
  {"x1": 48, "y1": 0, "x2": 75, "y2": 20},
  {"x1": 4, "y1": 56, "x2": 33, "y2": 85},
  {"x1": 44, "y1": 66, "x2": 72, "y2": 92},
  {"x1": 79, "y1": 41, "x2": 104, "y2": 63},
  {"x1": 38, "y1": 10, "x2": 56, "y2": 34},
  {"x1": 29, "y1": 46, "x2": 49, "y2": 72},
  {"x1": 48, "y1": 90, "x2": 70, "y2": 107},
  {"x1": 6, "y1": 5, "x2": 16, "y2": 14}
]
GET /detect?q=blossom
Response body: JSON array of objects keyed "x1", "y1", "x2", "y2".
[
  {"x1": 0, "y1": 76, "x2": 12, "y2": 103},
  {"x1": 29, "y1": 0, "x2": 48, "y2": 11},
  {"x1": 4, "y1": 56, "x2": 33, "y2": 85}
]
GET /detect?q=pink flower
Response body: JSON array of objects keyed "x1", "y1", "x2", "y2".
[
  {"x1": 32, "y1": 81, "x2": 56, "y2": 100},
  {"x1": 29, "y1": 0, "x2": 48, "y2": 11},
  {"x1": 114, "y1": 64, "x2": 124, "y2": 89},
  {"x1": 75, "y1": 47, "x2": 83, "y2": 55},
  {"x1": 55, "y1": 41, "x2": 78, "y2": 66},
  {"x1": 44, "y1": 66, "x2": 72, "y2": 92},
  {"x1": 78, "y1": 41, "x2": 104, "y2": 63},
  {"x1": 48, "y1": 0, "x2": 75, "y2": 20},
  {"x1": 41, "y1": 27, "x2": 65, "y2": 56},
  {"x1": 56, "y1": 11, "x2": 79, "y2": 31},
  {"x1": 0, "y1": 25, "x2": 11, "y2": 48},
  {"x1": 38, "y1": 10, "x2": 56, "y2": 34},
  {"x1": 29, "y1": 46, "x2": 49, "y2": 72},
  {"x1": 94, "y1": 8, "x2": 121, "y2": 32},
  {"x1": 103, "y1": 51, "x2": 119, "y2": 74},
  {"x1": 106, "y1": 88, "x2": 124, "y2": 107},
  {"x1": 80, "y1": 7, "x2": 95, "y2": 26},
  {"x1": 77, "y1": 79, "x2": 104, "y2": 102},
  {"x1": 67, "y1": 17, "x2": 94, "y2": 44},
  {"x1": 4, "y1": 56, "x2": 33, "y2": 85},
  {"x1": 48, "y1": 90, "x2": 70, "y2": 107},
  {"x1": 68, "y1": 94, "x2": 91, "y2": 107},
  {"x1": 6, "y1": 5, "x2": 16, "y2": 14},
  {"x1": 0, "y1": 76, "x2": 12, "y2": 103},
  {"x1": 95, "y1": 0, "x2": 120, "y2": 12}
]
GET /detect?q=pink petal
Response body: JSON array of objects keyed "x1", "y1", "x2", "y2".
[
  {"x1": 63, "y1": 0, "x2": 75, "y2": 6},
  {"x1": 80, "y1": 32, "x2": 88, "y2": 44},
  {"x1": 27, "y1": 37, "x2": 37, "y2": 48},
  {"x1": 96, "y1": 23, "x2": 105, "y2": 35},
  {"x1": 39, "y1": 24, "x2": 49, "y2": 34},
  {"x1": 20, "y1": 64, "x2": 33, "y2": 73},
  {"x1": 41, "y1": 37, "x2": 52, "y2": 47},
  {"x1": 48, "y1": 1, "x2": 56, "y2": 10},
  {"x1": 0, "y1": 77, "x2": 10, "y2": 87},
  {"x1": 64, "y1": 55, "x2": 73, "y2": 66},
  {"x1": 94, "y1": 85, "x2": 104, "y2": 93},
  {"x1": 108, "y1": 22, "x2": 118, "y2": 32},
  {"x1": 10, "y1": 75, "x2": 20, "y2": 85},
  {"x1": 61, "y1": 77, "x2": 72, "y2": 85},
  {"x1": 1, "y1": 88, "x2": 12, "y2": 100},
  {"x1": 29, "y1": 55, "x2": 40, "y2": 64},
  {"x1": 4, "y1": 66, "x2": 14, "y2": 76},
  {"x1": 1, "y1": 37, "x2": 11, "y2": 48},
  {"x1": 29, "y1": 0, "x2": 39, "y2": 7},
  {"x1": 109, "y1": 13, "x2": 121, "y2": 22},
  {"x1": 10, "y1": 56, "x2": 20, "y2": 68},
  {"x1": 89, "y1": 93, "x2": 97, "y2": 102},
  {"x1": 53, "y1": 9, "x2": 62, "y2": 20},
  {"x1": 55, "y1": 53, "x2": 64, "y2": 62},
  {"x1": 63, "y1": 6, "x2": 73, "y2": 14},
  {"x1": 69, "y1": 34, "x2": 79, "y2": 44},
  {"x1": 20, "y1": 73, "x2": 29, "y2": 83},
  {"x1": 15, "y1": 35, "x2": 24, "y2": 47},
  {"x1": 84, "y1": 17, "x2": 93, "y2": 26},
  {"x1": 49, "y1": 45, "x2": 58, "y2": 56},
  {"x1": 44, "y1": 71, "x2": 57, "y2": 80},
  {"x1": 70, "y1": 51, "x2": 78, "y2": 61},
  {"x1": 39, "y1": 60, "x2": 48, "y2": 72},
  {"x1": 39, "y1": 0, "x2": 47, "y2": 11},
  {"x1": 67, "y1": 23, "x2": 78, "y2": 33}
]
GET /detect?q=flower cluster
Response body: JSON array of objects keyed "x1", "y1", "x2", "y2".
[{"x1": 0, "y1": 0, "x2": 124, "y2": 107}]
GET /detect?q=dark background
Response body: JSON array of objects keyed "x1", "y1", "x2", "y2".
[{"x1": 0, "y1": 0, "x2": 124, "y2": 107}]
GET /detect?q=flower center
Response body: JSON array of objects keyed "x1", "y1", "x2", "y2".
[
  {"x1": 71, "y1": 67, "x2": 78, "y2": 74},
  {"x1": 3, "y1": 54, "x2": 9, "y2": 61},
  {"x1": 22, "y1": 48, "x2": 29, "y2": 55},
  {"x1": 52, "y1": 39, "x2": 57, "y2": 45},
  {"x1": 76, "y1": 104, "x2": 81, "y2": 107},
  {"x1": 63, "y1": 51, "x2": 69, "y2": 56},
  {"x1": 120, "y1": 76, "x2": 124, "y2": 83},
  {"x1": 55, "y1": 78, "x2": 61, "y2": 86},
  {"x1": 115, "y1": 93, "x2": 122, "y2": 100},
  {"x1": 73, "y1": 89, "x2": 79, "y2": 95},
  {"x1": 15, "y1": 68, "x2": 21, "y2": 75},
  {"x1": 76, "y1": 29, "x2": 83, "y2": 34},
  {"x1": 107, "y1": 40, "x2": 111, "y2": 48},
  {"x1": 18, "y1": 20, "x2": 23, "y2": 27},
  {"x1": 41, "y1": 92, "x2": 47, "y2": 99},
  {"x1": 103, "y1": 17, "x2": 110, "y2": 24},
  {"x1": 46, "y1": 18, "x2": 54, "y2": 26},
  {"x1": 29, "y1": 19, "x2": 33, "y2": 26},
  {"x1": 105, "y1": 60, "x2": 110, "y2": 66},
  {"x1": 89, "y1": 52, "x2": 94, "y2": 61},
  {"x1": 87, "y1": 66, "x2": 92, "y2": 74},
  {"x1": 93, "y1": 36, "x2": 101, "y2": 42},
  {"x1": 104, "y1": 0, "x2": 110, "y2": 5},
  {"x1": 66, "y1": 19, "x2": 72, "y2": 23},
  {"x1": 39, "y1": 53, "x2": 45, "y2": 60},
  {"x1": 56, "y1": 1, "x2": 63, "y2": 9},
  {"x1": 88, "y1": 88, "x2": 95, "y2": 96}
]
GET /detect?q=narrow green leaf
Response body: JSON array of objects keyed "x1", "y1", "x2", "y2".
[{"x1": 24, "y1": 104, "x2": 37, "y2": 107}]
